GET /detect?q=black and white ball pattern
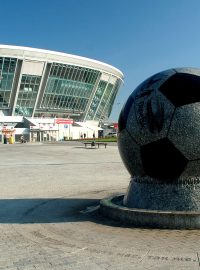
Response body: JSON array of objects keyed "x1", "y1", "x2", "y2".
[{"x1": 118, "y1": 68, "x2": 200, "y2": 182}]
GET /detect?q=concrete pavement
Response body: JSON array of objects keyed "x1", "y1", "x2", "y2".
[{"x1": 0, "y1": 141, "x2": 200, "y2": 269}]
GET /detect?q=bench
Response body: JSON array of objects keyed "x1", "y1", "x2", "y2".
[{"x1": 83, "y1": 142, "x2": 107, "y2": 148}]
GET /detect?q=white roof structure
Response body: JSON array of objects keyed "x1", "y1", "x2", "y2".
[{"x1": 0, "y1": 45, "x2": 123, "y2": 79}]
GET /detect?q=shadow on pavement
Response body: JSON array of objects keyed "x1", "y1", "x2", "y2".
[
  {"x1": 0, "y1": 198, "x2": 100, "y2": 224},
  {"x1": 0, "y1": 197, "x2": 167, "y2": 229}
]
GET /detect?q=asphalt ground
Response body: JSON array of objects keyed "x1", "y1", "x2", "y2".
[{"x1": 0, "y1": 141, "x2": 200, "y2": 270}]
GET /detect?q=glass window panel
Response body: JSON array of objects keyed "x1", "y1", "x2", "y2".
[
  {"x1": 41, "y1": 63, "x2": 101, "y2": 115},
  {"x1": 15, "y1": 75, "x2": 41, "y2": 116},
  {"x1": 0, "y1": 57, "x2": 17, "y2": 108}
]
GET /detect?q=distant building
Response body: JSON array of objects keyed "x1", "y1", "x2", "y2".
[{"x1": 0, "y1": 45, "x2": 123, "y2": 142}]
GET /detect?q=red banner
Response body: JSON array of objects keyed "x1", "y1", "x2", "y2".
[
  {"x1": 114, "y1": 123, "x2": 118, "y2": 129},
  {"x1": 55, "y1": 119, "x2": 74, "y2": 124}
]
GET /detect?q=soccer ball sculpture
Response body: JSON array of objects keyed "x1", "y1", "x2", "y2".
[{"x1": 118, "y1": 68, "x2": 200, "y2": 211}]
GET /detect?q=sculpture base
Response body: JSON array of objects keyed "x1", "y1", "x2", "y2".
[
  {"x1": 124, "y1": 177, "x2": 200, "y2": 211},
  {"x1": 100, "y1": 194, "x2": 200, "y2": 229}
]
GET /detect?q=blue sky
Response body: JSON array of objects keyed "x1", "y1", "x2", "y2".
[{"x1": 1, "y1": 0, "x2": 200, "y2": 121}]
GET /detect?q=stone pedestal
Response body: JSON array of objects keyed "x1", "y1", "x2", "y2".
[{"x1": 124, "y1": 177, "x2": 200, "y2": 211}]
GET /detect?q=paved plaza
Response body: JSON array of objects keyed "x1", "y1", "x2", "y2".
[{"x1": 0, "y1": 141, "x2": 200, "y2": 269}]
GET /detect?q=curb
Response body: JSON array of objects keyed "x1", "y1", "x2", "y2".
[{"x1": 100, "y1": 194, "x2": 200, "y2": 229}]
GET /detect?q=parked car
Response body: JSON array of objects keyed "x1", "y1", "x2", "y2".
[{"x1": 106, "y1": 132, "x2": 117, "y2": 138}]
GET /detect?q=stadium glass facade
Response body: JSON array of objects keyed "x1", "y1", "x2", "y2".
[{"x1": 0, "y1": 45, "x2": 123, "y2": 122}]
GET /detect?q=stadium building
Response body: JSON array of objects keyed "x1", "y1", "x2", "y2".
[{"x1": 0, "y1": 45, "x2": 123, "y2": 142}]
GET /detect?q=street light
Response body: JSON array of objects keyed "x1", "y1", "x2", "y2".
[
  {"x1": 0, "y1": 70, "x2": 3, "y2": 90},
  {"x1": 0, "y1": 70, "x2": 3, "y2": 81}
]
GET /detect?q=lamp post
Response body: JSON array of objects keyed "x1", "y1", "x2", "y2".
[
  {"x1": 0, "y1": 70, "x2": 3, "y2": 89},
  {"x1": 0, "y1": 69, "x2": 3, "y2": 82}
]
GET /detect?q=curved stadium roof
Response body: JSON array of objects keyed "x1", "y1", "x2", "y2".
[{"x1": 0, "y1": 45, "x2": 124, "y2": 121}]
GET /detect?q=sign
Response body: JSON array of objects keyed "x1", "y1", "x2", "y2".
[
  {"x1": 1, "y1": 127, "x2": 16, "y2": 134},
  {"x1": 30, "y1": 125, "x2": 40, "y2": 130},
  {"x1": 2, "y1": 126, "x2": 14, "y2": 130},
  {"x1": 114, "y1": 123, "x2": 118, "y2": 129},
  {"x1": 55, "y1": 119, "x2": 73, "y2": 124}
]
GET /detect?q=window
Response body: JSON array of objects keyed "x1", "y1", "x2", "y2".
[{"x1": 15, "y1": 75, "x2": 41, "y2": 116}]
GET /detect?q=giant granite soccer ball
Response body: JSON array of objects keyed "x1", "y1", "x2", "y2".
[
  {"x1": 100, "y1": 68, "x2": 200, "y2": 222},
  {"x1": 118, "y1": 68, "x2": 200, "y2": 183}
]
